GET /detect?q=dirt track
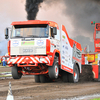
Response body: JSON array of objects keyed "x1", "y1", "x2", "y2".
[
  {"x1": 0, "y1": 67, "x2": 100, "y2": 100},
  {"x1": 0, "y1": 76, "x2": 100, "y2": 100},
  {"x1": 0, "y1": 67, "x2": 11, "y2": 72}
]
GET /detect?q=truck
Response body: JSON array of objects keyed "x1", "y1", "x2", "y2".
[
  {"x1": 5, "y1": 20, "x2": 82, "y2": 83},
  {"x1": 81, "y1": 21, "x2": 100, "y2": 81}
]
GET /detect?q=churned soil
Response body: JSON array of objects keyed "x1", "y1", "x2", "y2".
[
  {"x1": 0, "y1": 67, "x2": 11, "y2": 72},
  {"x1": 0, "y1": 66, "x2": 100, "y2": 100},
  {"x1": 79, "y1": 65, "x2": 94, "y2": 82},
  {"x1": 0, "y1": 76, "x2": 100, "y2": 100}
]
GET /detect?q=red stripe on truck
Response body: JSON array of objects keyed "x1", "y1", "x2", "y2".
[
  {"x1": 62, "y1": 25, "x2": 82, "y2": 51},
  {"x1": 61, "y1": 65, "x2": 73, "y2": 74},
  {"x1": 73, "y1": 56, "x2": 81, "y2": 63}
]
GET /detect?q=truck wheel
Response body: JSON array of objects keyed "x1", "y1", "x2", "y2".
[
  {"x1": 49, "y1": 58, "x2": 59, "y2": 79},
  {"x1": 68, "y1": 64, "x2": 79, "y2": 83},
  {"x1": 12, "y1": 65, "x2": 22, "y2": 79},
  {"x1": 62, "y1": 71, "x2": 69, "y2": 82},
  {"x1": 40, "y1": 75, "x2": 46, "y2": 83},
  {"x1": 35, "y1": 75, "x2": 40, "y2": 83}
]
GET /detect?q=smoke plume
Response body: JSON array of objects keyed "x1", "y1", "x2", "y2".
[
  {"x1": 25, "y1": 0, "x2": 100, "y2": 51},
  {"x1": 25, "y1": 0, "x2": 100, "y2": 35},
  {"x1": 26, "y1": 0, "x2": 44, "y2": 20}
]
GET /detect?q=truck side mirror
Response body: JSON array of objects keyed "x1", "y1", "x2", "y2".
[
  {"x1": 53, "y1": 27, "x2": 57, "y2": 35},
  {"x1": 5, "y1": 28, "x2": 9, "y2": 39}
]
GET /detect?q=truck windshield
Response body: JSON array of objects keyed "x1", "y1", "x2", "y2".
[
  {"x1": 11, "y1": 24, "x2": 49, "y2": 38},
  {"x1": 96, "y1": 31, "x2": 100, "y2": 39}
]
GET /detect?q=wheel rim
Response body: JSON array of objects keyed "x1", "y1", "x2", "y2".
[
  {"x1": 55, "y1": 64, "x2": 59, "y2": 77},
  {"x1": 74, "y1": 69, "x2": 78, "y2": 80}
]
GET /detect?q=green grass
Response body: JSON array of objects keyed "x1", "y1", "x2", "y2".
[
  {"x1": 0, "y1": 65, "x2": 11, "y2": 77},
  {"x1": 91, "y1": 98, "x2": 100, "y2": 100},
  {"x1": 0, "y1": 72, "x2": 11, "y2": 77},
  {"x1": 0, "y1": 72, "x2": 11, "y2": 73},
  {"x1": 0, "y1": 74, "x2": 12, "y2": 77},
  {"x1": 0, "y1": 65, "x2": 9, "y2": 68}
]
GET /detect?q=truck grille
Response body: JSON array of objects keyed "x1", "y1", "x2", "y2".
[{"x1": 19, "y1": 47, "x2": 36, "y2": 55}]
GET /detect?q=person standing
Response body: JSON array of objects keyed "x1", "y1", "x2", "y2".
[{"x1": 3, "y1": 56, "x2": 6, "y2": 66}]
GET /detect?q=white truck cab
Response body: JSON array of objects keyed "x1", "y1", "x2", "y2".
[{"x1": 5, "y1": 20, "x2": 82, "y2": 83}]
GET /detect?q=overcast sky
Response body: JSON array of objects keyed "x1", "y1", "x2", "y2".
[{"x1": 0, "y1": 0, "x2": 99, "y2": 55}]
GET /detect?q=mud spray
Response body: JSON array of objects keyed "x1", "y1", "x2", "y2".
[{"x1": 25, "y1": 0, "x2": 100, "y2": 82}]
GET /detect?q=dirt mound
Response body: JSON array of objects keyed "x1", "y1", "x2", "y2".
[{"x1": 79, "y1": 65, "x2": 94, "y2": 82}]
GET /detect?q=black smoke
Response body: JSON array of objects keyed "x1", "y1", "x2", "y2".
[
  {"x1": 63, "y1": 0, "x2": 100, "y2": 36},
  {"x1": 63, "y1": 0, "x2": 100, "y2": 51},
  {"x1": 25, "y1": 0, "x2": 100, "y2": 34},
  {"x1": 26, "y1": 0, "x2": 44, "y2": 20},
  {"x1": 25, "y1": 0, "x2": 100, "y2": 51}
]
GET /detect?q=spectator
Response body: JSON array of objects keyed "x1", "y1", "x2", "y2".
[
  {"x1": 3, "y1": 57, "x2": 6, "y2": 66},
  {"x1": 0, "y1": 59, "x2": 1, "y2": 64}
]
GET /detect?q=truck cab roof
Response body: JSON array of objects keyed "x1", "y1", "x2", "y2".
[{"x1": 11, "y1": 20, "x2": 59, "y2": 29}]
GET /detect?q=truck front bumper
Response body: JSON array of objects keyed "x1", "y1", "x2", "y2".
[{"x1": 7, "y1": 56, "x2": 52, "y2": 67}]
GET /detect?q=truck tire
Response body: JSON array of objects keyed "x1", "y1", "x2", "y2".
[
  {"x1": 62, "y1": 71, "x2": 69, "y2": 82},
  {"x1": 12, "y1": 65, "x2": 22, "y2": 79},
  {"x1": 35, "y1": 75, "x2": 40, "y2": 83},
  {"x1": 40, "y1": 75, "x2": 46, "y2": 83},
  {"x1": 68, "y1": 64, "x2": 79, "y2": 83},
  {"x1": 49, "y1": 57, "x2": 59, "y2": 79}
]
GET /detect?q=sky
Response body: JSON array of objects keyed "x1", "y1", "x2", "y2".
[
  {"x1": 0, "y1": 0, "x2": 99, "y2": 55},
  {"x1": 0, "y1": 0, "x2": 26, "y2": 55}
]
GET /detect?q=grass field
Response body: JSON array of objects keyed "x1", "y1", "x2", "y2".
[
  {"x1": 0, "y1": 64, "x2": 11, "y2": 77},
  {"x1": 0, "y1": 72, "x2": 11, "y2": 77},
  {"x1": 92, "y1": 98, "x2": 100, "y2": 100},
  {"x1": 0, "y1": 64, "x2": 9, "y2": 68}
]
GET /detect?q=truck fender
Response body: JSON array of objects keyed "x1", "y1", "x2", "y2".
[
  {"x1": 73, "y1": 61, "x2": 80, "y2": 73},
  {"x1": 48, "y1": 49, "x2": 61, "y2": 66}
]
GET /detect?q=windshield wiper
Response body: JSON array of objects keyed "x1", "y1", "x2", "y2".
[
  {"x1": 27, "y1": 35, "x2": 38, "y2": 38},
  {"x1": 12, "y1": 36, "x2": 23, "y2": 38}
]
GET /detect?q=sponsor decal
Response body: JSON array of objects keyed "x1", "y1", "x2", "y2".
[
  {"x1": 68, "y1": 63, "x2": 72, "y2": 68},
  {"x1": 62, "y1": 65, "x2": 73, "y2": 73},
  {"x1": 62, "y1": 56, "x2": 65, "y2": 59},
  {"x1": 64, "y1": 67, "x2": 71, "y2": 72},
  {"x1": 62, "y1": 51, "x2": 65, "y2": 54},
  {"x1": 62, "y1": 35, "x2": 65, "y2": 39},
  {"x1": 51, "y1": 43, "x2": 55, "y2": 46},
  {"x1": 65, "y1": 59, "x2": 68, "y2": 62},
  {"x1": 65, "y1": 46, "x2": 68, "y2": 50},
  {"x1": 62, "y1": 61, "x2": 65, "y2": 63},
  {"x1": 21, "y1": 41, "x2": 34, "y2": 46},
  {"x1": 96, "y1": 43, "x2": 100, "y2": 47},
  {"x1": 57, "y1": 48, "x2": 59, "y2": 50},
  {"x1": 65, "y1": 51, "x2": 68, "y2": 54},
  {"x1": 66, "y1": 42, "x2": 68, "y2": 44},
  {"x1": 57, "y1": 45, "x2": 59, "y2": 47},
  {"x1": 69, "y1": 55, "x2": 71, "y2": 60},
  {"x1": 62, "y1": 39, "x2": 65, "y2": 41},
  {"x1": 37, "y1": 40, "x2": 44, "y2": 46},
  {"x1": 12, "y1": 40, "x2": 19, "y2": 46}
]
